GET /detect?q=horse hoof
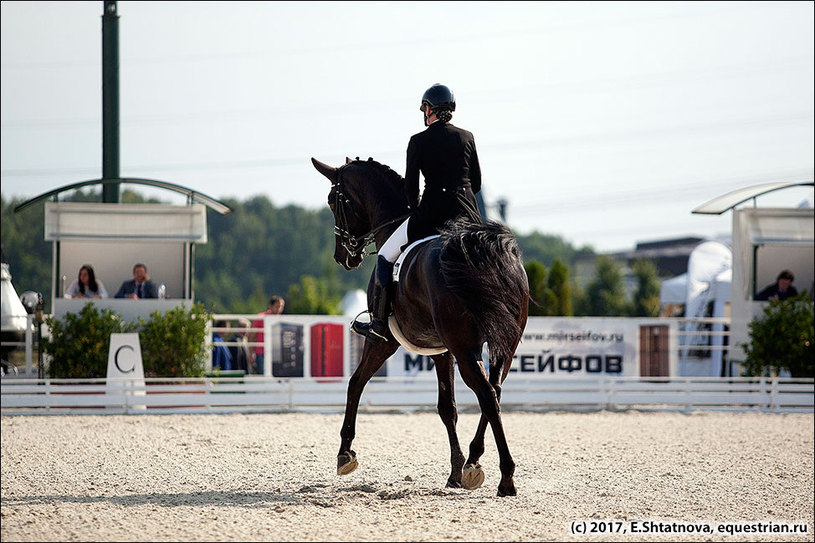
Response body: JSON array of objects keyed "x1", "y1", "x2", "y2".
[
  {"x1": 497, "y1": 481, "x2": 517, "y2": 497},
  {"x1": 461, "y1": 464, "x2": 485, "y2": 490},
  {"x1": 337, "y1": 451, "x2": 358, "y2": 476}
]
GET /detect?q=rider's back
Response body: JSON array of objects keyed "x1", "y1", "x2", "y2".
[{"x1": 405, "y1": 122, "x2": 483, "y2": 241}]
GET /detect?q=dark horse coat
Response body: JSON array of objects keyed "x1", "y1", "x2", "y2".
[
  {"x1": 405, "y1": 121, "x2": 483, "y2": 241},
  {"x1": 312, "y1": 156, "x2": 529, "y2": 496}
]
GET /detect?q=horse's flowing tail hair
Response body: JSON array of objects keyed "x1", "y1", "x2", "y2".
[{"x1": 438, "y1": 218, "x2": 528, "y2": 367}]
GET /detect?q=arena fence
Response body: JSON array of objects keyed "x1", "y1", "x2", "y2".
[{"x1": 1, "y1": 376, "x2": 812, "y2": 415}]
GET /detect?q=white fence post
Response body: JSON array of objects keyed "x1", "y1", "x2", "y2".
[{"x1": 264, "y1": 317, "x2": 273, "y2": 378}]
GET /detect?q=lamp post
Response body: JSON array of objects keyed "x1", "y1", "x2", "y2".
[{"x1": 102, "y1": 0, "x2": 120, "y2": 203}]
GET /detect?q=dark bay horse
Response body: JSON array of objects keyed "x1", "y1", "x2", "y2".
[{"x1": 311, "y1": 157, "x2": 529, "y2": 496}]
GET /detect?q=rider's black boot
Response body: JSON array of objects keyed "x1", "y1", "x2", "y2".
[{"x1": 351, "y1": 255, "x2": 393, "y2": 344}]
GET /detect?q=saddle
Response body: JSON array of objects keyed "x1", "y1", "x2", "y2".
[
  {"x1": 387, "y1": 235, "x2": 447, "y2": 355},
  {"x1": 391, "y1": 235, "x2": 440, "y2": 282}
]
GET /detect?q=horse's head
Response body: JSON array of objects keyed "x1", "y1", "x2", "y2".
[{"x1": 311, "y1": 157, "x2": 371, "y2": 270}]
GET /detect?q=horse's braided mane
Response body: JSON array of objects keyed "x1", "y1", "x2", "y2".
[{"x1": 352, "y1": 157, "x2": 404, "y2": 186}]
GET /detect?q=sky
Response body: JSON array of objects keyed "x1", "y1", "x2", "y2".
[{"x1": 1, "y1": 1, "x2": 813, "y2": 253}]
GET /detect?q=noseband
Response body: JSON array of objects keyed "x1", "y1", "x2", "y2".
[{"x1": 331, "y1": 164, "x2": 409, "y2": 261}]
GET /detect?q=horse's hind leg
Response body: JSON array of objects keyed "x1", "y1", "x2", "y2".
[
  {"x1": 463, "y1": 354, "x2": 510, "y2": 486},
  {"x1": 453, "y1": 348, "x2": 517, "y2": 497},
  {"x1": 337, "y1": 340, "x2": 398, "y2": 475},
  {"x1": 431, "y1": 352, "x2": 466, "y2": 488}
]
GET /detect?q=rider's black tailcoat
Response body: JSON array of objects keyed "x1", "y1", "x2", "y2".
[{"x1": 405, "y1": 121, "x2": 483, "y2": 242}]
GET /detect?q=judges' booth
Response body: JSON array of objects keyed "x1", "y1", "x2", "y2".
[
  {"x1": 45, "y1": 201, "x2": 211, "y2": 321},
  {"x1": 693, "y1": 181, "x2": 815, "y2": 365},
  {"x1": 11, "y1": 179, "x2": 232, "y2": 375},
  {"x1": 730, "y1": 207, "x2": 814, "y2": 362}
]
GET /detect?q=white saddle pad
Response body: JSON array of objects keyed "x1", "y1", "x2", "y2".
[
  {"x1": 388, "y1": 316, "x2": 447, "y2": 355},
  {"x1": 392, "y1": 235, "x2": 440, "y2": 282},
  {"x1": 387, "y1": 234, "x2": 446, "y2": 355}
]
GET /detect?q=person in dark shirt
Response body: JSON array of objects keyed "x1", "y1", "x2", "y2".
[
  {"x1": 114, "y1": 263, "x2": 158, "y2": 299},
  {"x1": 755, "y1": 269, "x2": 798, "y2": 301},
  {"x1": 352, "y1": 84, "x2": 483, "y2": 344},
  {"x1": 211, "y1": 320, "x2": 233, "y2": 371}
]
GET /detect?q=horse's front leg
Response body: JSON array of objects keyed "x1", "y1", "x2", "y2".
[
  {"x1": 337, "y1": 340, "x2": 398, "y2": 475},
  {"x1": 431, "y1": 351, "x2": 466, "y2": 488}
]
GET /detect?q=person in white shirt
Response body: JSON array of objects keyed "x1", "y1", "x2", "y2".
[{"x1": 64, "y1": 264, "x2": 108, "y2": 299}]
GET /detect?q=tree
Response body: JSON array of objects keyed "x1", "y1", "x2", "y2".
[
  {"x1": 741, "y1": 292, "x2": 814, "y2": 378},
  {"x1": 3, "y1": 189, "x2": 588, "y2": 315},
  {"x1": 524, "y1": 260, "x2": 556, "y2": 316},
  {"x1": 286, "y1": 275, "x2": 341, "y2": 315},
  {"x1": 630, "y1": 259, "x2": 661, "y2": 317},
  {"x1": 515, "y1": 230, "x2": 591, "y2": 269},
  {"x1": 193, "y1": 196, "x2": 373, "y2": 313},
  {"x1": 547, "y1": 258, "x2": 573, "y2": 316},
  {"x1": 585, "y1": 256, "x2": 627, "y2": 316}
]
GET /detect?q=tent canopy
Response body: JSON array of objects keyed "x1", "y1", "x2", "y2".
[
  {"x1": 660, "y1": 273, "x2": 687, "y2": 305},
  {"x1": 44, "y1": 202, "x2": 208, "y2": 242},
  {"x1": 692, "y1": 181, "x2": 813, "y2": 215}
]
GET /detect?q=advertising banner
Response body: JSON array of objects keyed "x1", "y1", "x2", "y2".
[
  {"x1": 262, "y1": 316, "x2": 678, "y2": 379},
  {"x1": 511, "y1": 318, "x2": 637, "y2": 377}
]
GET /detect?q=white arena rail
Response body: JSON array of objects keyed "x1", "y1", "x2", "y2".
[{"x1": 1, "y1": 376, "x2": 812, "y2": 415}]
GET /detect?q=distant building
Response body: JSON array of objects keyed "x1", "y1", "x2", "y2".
[{"x1": 574, "y1": 236, "x2": 707, "y2": 292}]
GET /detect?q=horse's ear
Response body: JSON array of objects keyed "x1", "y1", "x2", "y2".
[
  {"x1": 345, "y1": 157, "x2": 353, "y2": 164},
  {"x1": 311, "y1": 158, "x2": 337, "y2": 181}
]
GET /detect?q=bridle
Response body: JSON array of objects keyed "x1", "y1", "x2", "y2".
[{"x1": 331, "y1": 164, "x2": 409, "y2": 261}]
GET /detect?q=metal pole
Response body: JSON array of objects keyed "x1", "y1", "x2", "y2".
[
  {"x1": 102, "y1": 0, "x2": 120, "y2": 203},
  {"x1": 24, "y1": 314, "x2": 33, "y2": 375}
]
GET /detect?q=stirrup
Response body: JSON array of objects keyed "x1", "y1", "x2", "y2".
[
  {"x1": 350, "y1": 311, "x2": 371, "y2": 337},
  {"x1": 350, "y1": 312, "x2": 389, "y2": 344}
]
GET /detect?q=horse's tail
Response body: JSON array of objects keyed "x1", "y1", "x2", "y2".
[{"x1": 438, "y1": 218, "x2": 529, "y2": 366}]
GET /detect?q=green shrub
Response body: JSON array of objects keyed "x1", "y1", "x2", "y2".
[
  {"x1": 42, "y1": 302, "x2": 212, "y2": 378},
  {"x1": 139, "y1": 302, "x2": 212, "y2": 378},
  {"x1": 741, "y1": 292, "x2": 814, "y2": 378},
  {"x1": 42, "y1": 303, "x2": 136, "y2": 378}
]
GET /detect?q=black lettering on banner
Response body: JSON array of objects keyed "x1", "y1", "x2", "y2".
[
  {"x1": 404, "y1": 353, "x2": 423, "y2": 372},
  {"x1": 539, "y1": 354, "x2": 555, "y2": 372},
  {"x1": 558, "y1": 354, "x2": 581, "y2": 372},
  {"x1": 605, "y1": 355, "x2": 623, "y2": 374},
  {"x1": 513, "y1": 352, "x2": 625, "y2": 374},
  {"x1": 404, "y1": 354, "x2": 434, "y2": 372},
  {"x1": 585, "y1": 355, "x2": 602, "y2": 373}
]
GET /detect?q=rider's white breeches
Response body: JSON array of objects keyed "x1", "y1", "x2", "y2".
[{"x1": 379, "y1": 218, "x2": 410, "y2": 262}]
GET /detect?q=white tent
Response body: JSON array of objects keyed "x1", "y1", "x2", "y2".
[
  {"x1": 711, "y1": 268, "x2": 732, "y2": 304},
  {"x1": 659, "y1": 241, "x2": 733, "y2": 377},
  {"x1": 684, "y1": 240, "x2": 732, "y2": 322},
  {"x1": 1, "y1": 262, "x2": 29, "y2": 362},
  {"x1": 340, "y1": 289, "x2": 368, "y2": 317},
  {"x1": 660, "y1": 273, "x2": 687, "y2": 305}
]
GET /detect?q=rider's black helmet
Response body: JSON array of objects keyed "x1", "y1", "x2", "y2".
[{"x1": 420, "y1": 83, "x2": 456, "y2": 112}]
